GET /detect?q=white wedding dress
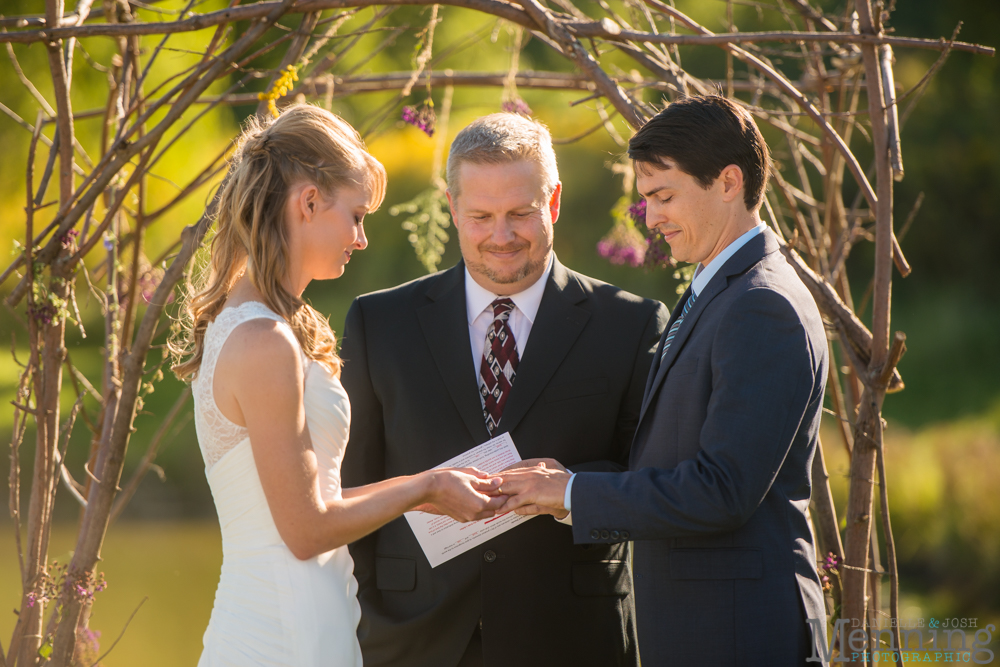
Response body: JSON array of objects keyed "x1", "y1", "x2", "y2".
[{"x1": 192, "y1": 301, "x2": 362, "y2": 666}]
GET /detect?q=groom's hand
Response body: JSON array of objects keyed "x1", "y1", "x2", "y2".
[
  {"x1": 500, "y1": 458, "x2": 567, "y2": 473},
  {"x1": 497, "y1": 463, "x2": 571, "y2": 519}
]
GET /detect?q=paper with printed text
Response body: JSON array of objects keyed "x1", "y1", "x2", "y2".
[{"x1": 404, "y1": 432, "x2": 535, "y2": 568}]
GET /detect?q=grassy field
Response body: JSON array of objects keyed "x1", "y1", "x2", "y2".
[{"x1": 1, "y1": 521, "x2": 221, "y2": 667}]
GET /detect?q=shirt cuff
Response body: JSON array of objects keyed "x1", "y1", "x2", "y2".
[
  {"x1": 555, "y1": 472, "x2": 576, "y2": 526},
  {"x1": 564, "y1": 472, "x2": 577, "y2": 511}
]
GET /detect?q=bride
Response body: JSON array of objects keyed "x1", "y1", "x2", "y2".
[{"x1": 172, "y1": 104, "x2": 505, "y2": 666}]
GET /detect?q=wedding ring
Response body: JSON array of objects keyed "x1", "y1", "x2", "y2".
[{"x1": 498, "y1": 486, "x2": 503, "y2": 494}]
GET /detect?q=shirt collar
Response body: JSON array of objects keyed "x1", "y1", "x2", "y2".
[
  {"x1": 465, "y1": 254, "x2": 554, "y2": 325},
  {"x1": 691, "y1": 224, "x2": 765, "y2": 297}
]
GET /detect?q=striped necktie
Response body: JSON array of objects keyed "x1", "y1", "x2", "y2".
[{"x1": 661, "y1": 291, "x2": 697, "y2": 362}]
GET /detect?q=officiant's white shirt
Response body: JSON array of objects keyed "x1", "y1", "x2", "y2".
[
  {"x1": 465, "y1": 254, "x2": 554, "y2": 370},
  {"x1": 467, "y1": 255, "x2": 575, "y2": 524},
  {"x1": 563, "y1": 224, "x2": 765, "y2": 515}
]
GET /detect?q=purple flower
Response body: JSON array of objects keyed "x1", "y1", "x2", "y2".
[
  {"x1": 597, "y1": 223, "x2": 646, "y2": 267},
  {"x1": 615, "y1": 199, "x2": 673, "y2": 270},
  {"x1": 401, "y1": 104, "x2": 435, "y2": 137},
  {"x1": 628, "y1": 199, "x2": 646, "y2": 225},
  {"x1": 28, "y1": 303, "x2": 57, "y2": 325},
  {"x1": 501, "y1": 98, "x2": 532, "y2": 116},
  {"x1": 81, "y1": 628, "x2": 101, "y2": 645},
  {"x1": 26, "y1": 592, "x2": 36, "y2": 608},
  {"x1": 642, "y1": 233, "x2": 673, "y2": 270},
  {"x1": 60, "y1": 228, "x2": 79, "y2": 248},
  {"x1": 139, "y1": 268, "x2": 173, "y2": 305},
  {"x1": 822, "y1": 552, "x2": 841, "y2": 572}
]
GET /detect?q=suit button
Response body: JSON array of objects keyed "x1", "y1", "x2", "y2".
[
  {"x1": 483, "y1": 550, "x2": 497, "y2": 563},
  {"x1": 590, "y1": 529, "x2": 600, "y2": 540},
  {"x1": 610, "y1": 530, "x2": 620, "y2": 540},
  {"x1": 621, "y1": 530, "x2": 630, "y2": 540},
  {"x1": 600, "y1": 530, "x2": 610, "y2": 540}
]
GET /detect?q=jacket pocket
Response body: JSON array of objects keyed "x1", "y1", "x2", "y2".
[
  {"x1": 572, "y1": 560, "x2": 631, "y2": 597},
  {"x1": 667, "y1": 548, "x2": 762, "y2": 580},
  {"x1": 375, "y1": 555, "x2": 416, "y2": 591},
  {"x1": 544, "y1": 377, "x2": 609, "y2": 404},
  {"x1": 666, "y1": 357, "x2": 700, "y2": 379}
]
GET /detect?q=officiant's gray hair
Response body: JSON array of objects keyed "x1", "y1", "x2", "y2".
[{"x1": 447, "y1": 113, "x2": 559, "y2": 198}]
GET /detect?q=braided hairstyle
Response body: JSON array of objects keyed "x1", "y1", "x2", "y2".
[{"x1": 173, "y1": 104, "x2": 386, "y2": 379}]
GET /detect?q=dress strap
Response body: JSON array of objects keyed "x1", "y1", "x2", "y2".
[
  {"x1": 194, "y1": 301, "x2": 308, "y2": 470},
  {"x1": 202, "y1": 302, "x2": 292, "y2": 380}
]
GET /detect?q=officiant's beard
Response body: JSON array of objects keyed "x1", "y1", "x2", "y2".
[{"x1": 467, "y1": 243, "x2": 549, "y2": 285}]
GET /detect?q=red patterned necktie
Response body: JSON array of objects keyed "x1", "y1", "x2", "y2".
[{"x1": 478, "y1": 298, "x2": 519, "y2": 435}]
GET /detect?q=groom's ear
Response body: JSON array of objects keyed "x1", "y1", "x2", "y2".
[
  {"x1": 446, "y1": 190, "x2": 458, "y2": 220},
  {"x1": 718, "y1": 164, "x2": 744, "y2": 204}
]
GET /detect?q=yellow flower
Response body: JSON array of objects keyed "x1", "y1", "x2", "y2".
[{"x1": 261, "y1": 65, "x2": 299, "y2": 119}]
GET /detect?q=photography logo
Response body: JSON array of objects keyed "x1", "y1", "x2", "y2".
[{"x1": 807, "y1": 618, "x2": 996, "y2": 664}]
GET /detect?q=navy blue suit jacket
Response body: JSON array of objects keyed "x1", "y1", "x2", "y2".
[{"x1": 572, "y1": 228, "x2": 829, "y2": 665}]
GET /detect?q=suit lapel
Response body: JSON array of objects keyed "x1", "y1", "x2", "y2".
[
  {"x1": 639, "y1": 289, "x2": 689, "y2": 415},
  {"x1": 498, "y1": 259, "x2": 591, "y2": 436},
  {"x1": 636, "y1": 281, "x2": 722, "y2": 425},
  {"x1": 637, "y1": 229, "x2": 774, "y2": 424},
  {"x1": 416, "y1": 262, "x2": 491, "y2": 442}
]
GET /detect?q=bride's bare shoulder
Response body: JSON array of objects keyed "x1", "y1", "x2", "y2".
[{"x1": 217, "y1": 315, "x2": 302, "y2": 389}]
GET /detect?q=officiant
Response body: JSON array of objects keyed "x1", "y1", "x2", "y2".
[{"x1": 339, "y1": 112, "x2": 667, "y2": 667}]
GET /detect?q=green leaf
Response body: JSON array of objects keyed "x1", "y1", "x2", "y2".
[{"x1": 390, "y1": 187, "x2": 451, "y2": 274}]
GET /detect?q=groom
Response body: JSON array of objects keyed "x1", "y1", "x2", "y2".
[
  {"x1": 339, "y1": 113, "x2": 667, "y2": 666},
  {"x1": 498, "y1": 96, "x2": 830, "y2": 665}
]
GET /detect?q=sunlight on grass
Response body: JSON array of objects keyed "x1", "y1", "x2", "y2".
[
  {"x1": 823, "y1": 398, "x2": 1000, "y2": 623},
  {"x1": 1, "y1": 521, "x2": 221, "y2": 666}
]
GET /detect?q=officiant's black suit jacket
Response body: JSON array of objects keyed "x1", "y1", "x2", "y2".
[{"x1": 340, "y1": 258, "x2": 667, "y2": 667}]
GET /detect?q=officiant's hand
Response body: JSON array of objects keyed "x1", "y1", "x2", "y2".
[
  {"x1": 496, "y1": 463, "x2": 571, "y2": 519},
  {"x1": 412, "y1": 468, "x2": 508, "y2": 522}
]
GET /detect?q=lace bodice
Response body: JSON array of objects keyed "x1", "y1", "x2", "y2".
[{"x1": 192, "y1": 301, "x2": 305, "y2": 468}]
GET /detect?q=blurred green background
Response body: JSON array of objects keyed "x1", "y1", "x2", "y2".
[{"x1": 1, "y1": 0, "x2": 998, "y2": 663}]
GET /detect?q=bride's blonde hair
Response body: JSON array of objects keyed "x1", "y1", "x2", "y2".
[{"x1": 172, "y1": 104, "x2": 386, "y2": 380}]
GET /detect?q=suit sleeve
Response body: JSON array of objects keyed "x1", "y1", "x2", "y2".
[
  {"x1": 570, "y1": 300, "x2": 669, "y2": 474},
  {"x1": 340, "y1": 298, "x2": 384, "y2": 602},
  {"x1": 570, "y1": 288, "x2": 820, "y2": 542}
]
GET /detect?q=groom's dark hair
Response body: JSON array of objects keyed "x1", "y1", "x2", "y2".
[{"x1": 628, "y1": 95, "x2": 770, "y2": 212}]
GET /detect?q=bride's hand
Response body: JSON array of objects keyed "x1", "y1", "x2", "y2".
[{"x1": 413, "y1": 468, "x2": 507, "y2": 521}]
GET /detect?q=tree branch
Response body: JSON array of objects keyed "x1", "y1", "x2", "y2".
[
  {"x1": 778, "y1": 242, "x2": 903, "y2": 392},
  {"x1": 110, "y1": 387, "x2": 192, "y2": 523}
]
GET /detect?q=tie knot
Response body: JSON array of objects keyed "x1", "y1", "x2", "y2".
[
  {"x1": 491, "y1": 298, "x2": 515, "y2": 320},
  {"x1": 683, "y1": 291, "x2": 697, "y2": 313}
]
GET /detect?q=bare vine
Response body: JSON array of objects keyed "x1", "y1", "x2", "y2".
[{"x1": 0, "y1": 0, "x2": 992, "y2": 664}]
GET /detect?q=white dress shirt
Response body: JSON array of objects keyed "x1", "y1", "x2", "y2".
[
  {"x1": 466, "y1": 256, "x2": 575, "y2": 523},
  {"x1": 466, "y1": 255, "x2": 554, "y2": 372},
  {"x1": 690, "y1": 224, "x2": 764, "y2": 297},
  {"x1": 562, "y1": 223, "x2": 766, "y2": 515}
]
